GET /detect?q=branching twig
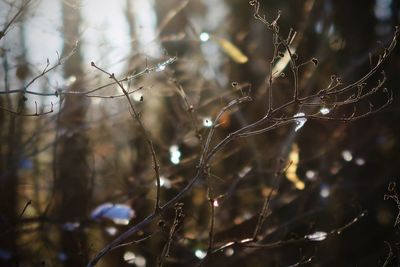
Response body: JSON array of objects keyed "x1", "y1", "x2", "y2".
[
  {"x1": 91, "y1": 61, "x2": 164, "y2": 212},
  {"x1": 0, "y1": 0, "x2": 32, "y2": 40}
]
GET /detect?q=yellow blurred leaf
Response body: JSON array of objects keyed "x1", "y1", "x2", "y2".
[
  {"x1": 214, "y1": 37, "x2": 248, "y2": 64},
  {"x1": 285, "y1": 143, "x2": 305, "y2": 190}
]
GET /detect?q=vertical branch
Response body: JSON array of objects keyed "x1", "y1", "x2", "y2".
[
  {"x1": 206, "y1": 170, "x2": 216, "y2": 253},
  {"x1": 91, "y1": 62, "x2": 162, "y2": 211},
  {"x1": 252, "y1": 161, "x2": 290, "y2": 240}
]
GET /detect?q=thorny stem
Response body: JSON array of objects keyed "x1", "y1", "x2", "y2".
[{"x1": 91, "y1": 62, "x2": 163, "y2": 212}]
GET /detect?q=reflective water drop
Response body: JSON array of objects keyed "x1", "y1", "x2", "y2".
[
  {"x1": 155, "y1": 57, "x2": 176, "y2": 72},
  {"x1": 203, "y1": 117, "x2": 213, "y2": 128},
  {"x1": 294, "y1": 112, "x2": 307, "y2": 132},
  {"x1": 133, "y1": 92, "x2": 143, "y2": 102},
  {"x1": 156, "y1": 64, "x2": 166, "y2": 71},
  {"x1": 200, "y1": 32, "x2": 210, "y2": 42},
  {"x1": 195, "y1": 249, "x2": 206, "y2": 259},
  {"x1": 319, "y1": 107, "x2": 330, "y2": 115},
  {"x1": 91, "y1": 203, "x2": 135, "y2": 225},
  {"x1": 213, "y1": 199, "x2": 219, "y2": 207},
  {"x1": 169, "y1": 145, "x2": 181, "y2": 165},
  {"x1": 306, "y1": 231, "x2": 327, "y2": 241}
]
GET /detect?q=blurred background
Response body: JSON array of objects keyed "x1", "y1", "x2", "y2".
[{"x1": 0, "y1": 0, "x2": 400, "y2": 266}]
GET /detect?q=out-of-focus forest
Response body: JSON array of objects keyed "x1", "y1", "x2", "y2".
[{"x1": 0, "y1": 0, "x2": 400, "y2": 266}]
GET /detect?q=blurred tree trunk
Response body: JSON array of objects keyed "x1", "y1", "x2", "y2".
[
  {"x1": 53, "y1": 0, "x2": 91, "y2": 265},
  {"x1": 0, "y1": 53, "x2": 20, "y2": 267},
  {"x1": 0, "y1": 15, "x2": 27, "y2": 267}
]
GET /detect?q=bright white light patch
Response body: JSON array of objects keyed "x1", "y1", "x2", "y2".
[
  {"x1": 195, "y1": 249, "x2": 207, "y2": 259},
  {"x1": 306, "y1": 231, "x2": 327, "y2": 241},
  {"x1": 156, "y1": 64, "x2": 166, "y2": 71},
  {"x1": 355, "y1": 158, "x2": 366, "y2": 166},
  {"x1": 169, "y1": 145, "x2": 181, "y2": 165},
  {"x1": 105, "y1": 227, "x2": 117, "y2": 236},
  {"x1": 123, "y1": 252, "x2": 146, "y2": 266},
  {"x1": 213, "y1": 199, "x2": 219, "y2": 207},
  {"x1": 305, "y1": 170, "x2": 316, "y2": 180},
  {"x1": 158, "y1": 176, "x2": 172, "y2": 189},
  {"x1": 66, "y1": 75, "x2": 76, "y2": 86},
  {"x1": 319, "y1": 107, "x2": 330, "y2": 115},
  {"x1": 320, "y1": 186, "x2": 330, "y2": 198},
  {"x1": 224, "y1": 248, "x2": 234, "y2": 256},
  {"x1": 135, "y1": 255, "x2": 146, "y2": 267},
  {"x1": 203, "y1": 117, "x2": 213, "y2": 127},
  {"x1": 342, "y1": 150, "x2": 353, "y2": 162},
  {"x1": 91, "y1": 203, "x2": 135, "y2": 225},
  {"x1": 294, "y1": 112, "x2": 307, "y2": 132},
  {"x1": 133, "y1": 92, "x2": 143, "y2": 102},
  {"x1": 155, "y1": 57, "x2": 176, "y2": 72},
  {"x1": 200, "y1": 32, "x2": 210, "y2": 42},
  {"x1": 123, "y1": 251, "x2": 136, "y2": 264}
]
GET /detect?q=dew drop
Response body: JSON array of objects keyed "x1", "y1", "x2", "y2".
[{"x1": 203, "y1": 117, "x2": 213, "y2": 128}]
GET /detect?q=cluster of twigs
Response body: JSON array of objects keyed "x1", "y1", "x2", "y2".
[
  {"x1": 83, "y1": 1, "x2": 399, "y2": 266},
  {"x1": 0, "y1": 0, "x2": 398, "y2": 266}
]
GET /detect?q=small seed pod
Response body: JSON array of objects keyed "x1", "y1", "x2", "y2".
[{"x1": 311, "y1": 58, "x2": 319, "y2": 66}]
